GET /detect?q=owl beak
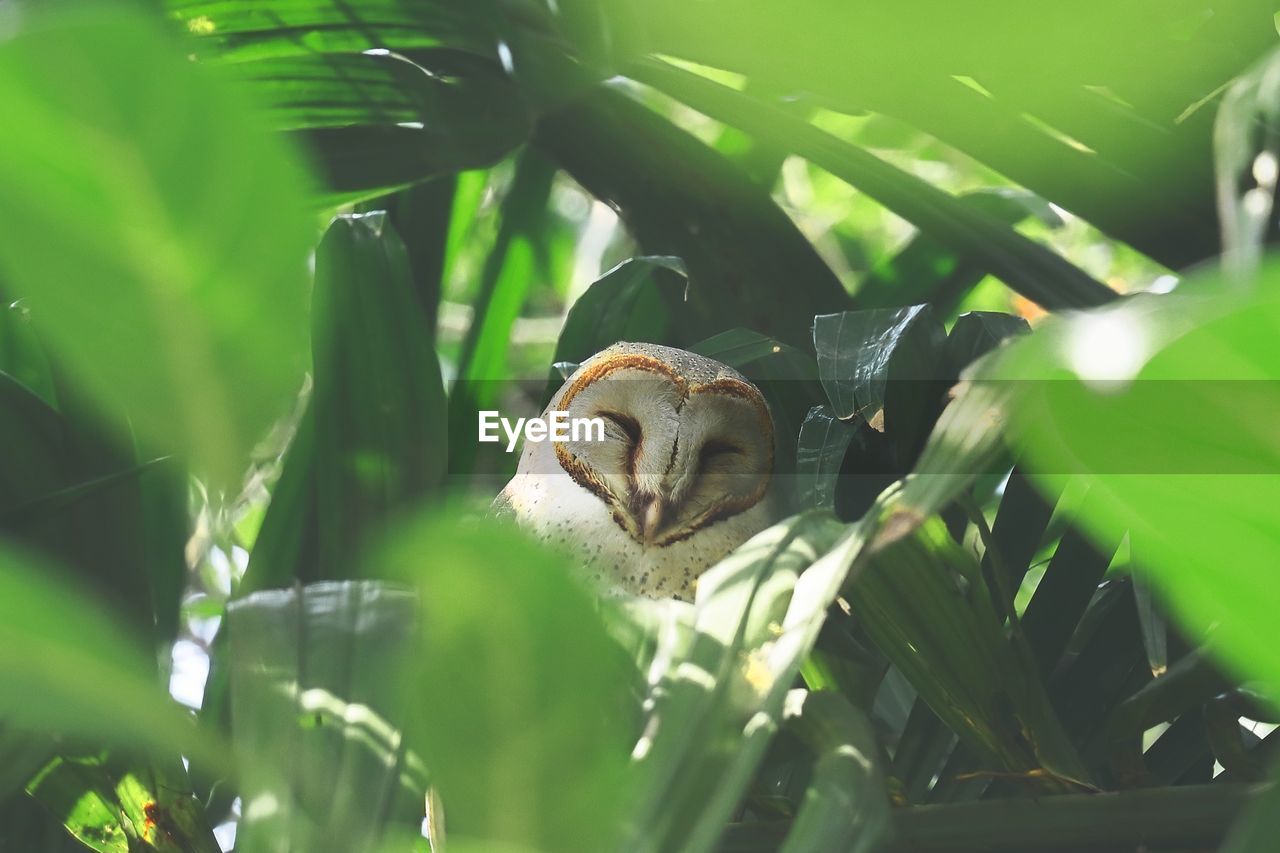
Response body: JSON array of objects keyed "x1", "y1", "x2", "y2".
[{"x1": 632, "y1": 492, "x2": 667, "y2": 545}]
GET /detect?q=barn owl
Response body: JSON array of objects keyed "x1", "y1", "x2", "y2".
[{"x1": 494, "y1": 342, "x2": 776, "y2": 601}]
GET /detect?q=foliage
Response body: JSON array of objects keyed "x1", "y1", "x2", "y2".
[{"x1": 1, "y1": 1, "x2": 1279, "y2": 852}]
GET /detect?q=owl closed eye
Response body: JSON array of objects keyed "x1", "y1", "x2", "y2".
[{"x1": 495, "y1": 342, "x2": 777, "y2": 601}]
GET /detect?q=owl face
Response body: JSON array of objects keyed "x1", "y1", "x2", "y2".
[{"x1": 496, "y1": 342, "x2": 776, "y2": 600}]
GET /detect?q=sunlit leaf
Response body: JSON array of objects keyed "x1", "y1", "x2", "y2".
[
  {"x1": 27, "y1": 754, "x2": 218, "y2": 853},
  {"x1": 778, "y1": 690, "x2": 890, "y2": 853},
  {"x1": 981, "y1": 265, "x2": 1280, "y2": 699},
  {"x1": 227, "y1": 582, "x2": 426, "y2": 851}
]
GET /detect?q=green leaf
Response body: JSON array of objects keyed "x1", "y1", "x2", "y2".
[
  {"x1": 374, "y1": 515, "x2": 638, "y2": 851},
  {"x1": 858, "y1": 191, "x2": 1062, "y2": 313},
  {"x1": 944, "y1": 311, "x2": 1030, "y2": 374},
  {"x1": 848, "y1": 517, "x2": 1091, "y2": 787},
  {"x1": 779, "y1": 691, "x2": 891, "y2": 853},
  {"x1": 543, "y1": 255, "x2": 689, "y2": 404},
  {"x1": 380, "y1": 176, "x2": 459, "y2": 335},
  {"x1": 621, "y1": 511, "x2": 857, "y2": 853},
  {"x1": 199, "y1": 211, "x2": 450, "y2": 789},
  {"x1": 0, "y1": 375, "x2": 184, "y2": 646},
  {"x1": 311, "y1": 212, "x2": 449, "y2": 576},
  {"x1": 813, "y1": 305, "x2": 949, "y2": 464},
  {"x1": 592, "y1": 3, "x2": 1249, "y2": 267},
  {"x1": 447, "y1": 150, "x2": 559, "y2": 474},
  {"x1": 27, "y1": 754, "x2": 219, "y2": 853},
  {"x1": 535, "y1": 86, "x2": 852, "y2": 351},
  {"x1": 168, "y1": 0, "x2": 495, "y2": 63},
  {"x1": 0, "y1": 7, "x2": 314, "y2": 490},
  {"x1": 795, "y1": 406, "x2": 856, "y2": 510},
  {"x1": 227, "y1": 581, "x2": 427, "y2": 851},
  {"x1": 223, "y1": 51, "x2": 532, "y2": 207},
  {"x1": 1021, "y1": 522, "x2": 1119, "y2": 675},
  {"x1": 0, "y1": 542, "x2": 222, "y2": 772},
  {"x1": 980, "y1": 264, "x2": 1280, "y2": 699},
  {"x1": 629, "y1": 59, "x2": 1118, "y2": 311},
  {"x1": 0, "y1": 297, "x2": 57, "y2": 407}
]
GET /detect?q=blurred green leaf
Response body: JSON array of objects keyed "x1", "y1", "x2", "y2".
[
  {"x1": 0, "y1": 7, "x2": 314, "y2": 490},
  {"x1": 0, "y1": 542, "x2": 220, "y2": 771},
  {"x1": 375, "y1": 515, "x2": 637, "y2": 852},
  {"x1": 0, "y1": 297, "x2": 57, "y2": 407},
  {"x1": 1214, "y1": 44, "x2": 1280, "y2": 280},
  {"x1": 448, "y1": 150, "x2": 557, "y2": 473},
  {"x1": 0, "y1": 374, "x2": 183, "y2": 645},
  {"x1": 227, "y1": 581, "x2": 426, "y2": 851},
  {"x1": 583, "y1": 2, "x2": 1262, "y2": 267},
  {"x1": 981, "y1": 266, "x2": 1280, "y2": 699},
  {"x1": 1222, "y1": 760, "x2": 1280, "y2": 852}
]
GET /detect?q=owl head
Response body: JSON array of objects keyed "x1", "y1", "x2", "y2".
[{"x1": 497, "y1": 342, "x2": 776, "y2": 599}]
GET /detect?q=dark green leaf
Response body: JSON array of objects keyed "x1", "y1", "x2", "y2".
[
  {"x1": 168, "y1": 0, "x2": 495, "y2": 62},
  {"x1": 223, "y1": 51, "x2": 531, "y2": 206},
  {"x1": 312, "y1": 212, "x2": 449, "y2": 576},
  {"x1": 945, "y1": 311, "x2": 1030, "y2": 374},
  {"x1": 849, "y1": 517, "x2": 1090, "y2": 787},
  {"x1": 859, "y1": 191, "x2": 1062, "y2": 313},
  {"x1": 795, "y1": 406, "x2": 857, "y2": 510},
  {"x1": 543, "y1": 255, "x2": 689, "y2": 404},
  {"x1": 630, "y1": 60, "x2": 1118, "y2": 310},
  {"x1": 813, "y1": 305, "x2": 946, "y2": 421},
  {"x1": 535, "y1": 86, "x2": 852, "y2": 351}
]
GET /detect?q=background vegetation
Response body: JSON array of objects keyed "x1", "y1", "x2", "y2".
[{"x1": 2, "y1": 1, "x2": 1280, "y2": 850}]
